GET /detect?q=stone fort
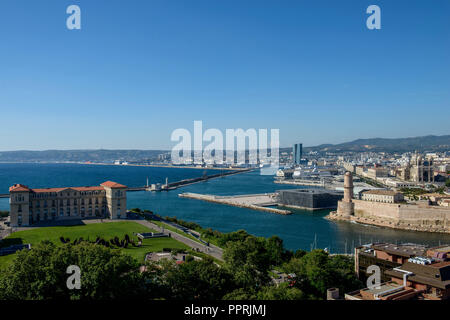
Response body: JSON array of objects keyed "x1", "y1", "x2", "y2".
[{"x1": 329, "y1": 172, "x2": 450, "y2": 233}]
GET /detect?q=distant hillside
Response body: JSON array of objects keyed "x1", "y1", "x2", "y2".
[
  {"x1": 302, "y1": 135, "x2": 450, "y2": 153},
  {"x1": 0, "y1": 135, "x2": 448, "y2": 162},
  {"x1": 0, "y1": 149, "x2": 166, "y2": 163}
]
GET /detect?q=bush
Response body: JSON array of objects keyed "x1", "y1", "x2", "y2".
[{"x1": 0, "y1": 241, "x2": 145, "y2": 299}]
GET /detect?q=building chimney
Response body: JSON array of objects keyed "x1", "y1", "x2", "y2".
[{"x1": 327, "y1": 288, "x2": 340, "y2": 300}]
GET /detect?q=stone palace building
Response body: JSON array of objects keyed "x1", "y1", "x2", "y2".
[{"x1": 9, "y1": 181, "x2": 127, "y2": 227}]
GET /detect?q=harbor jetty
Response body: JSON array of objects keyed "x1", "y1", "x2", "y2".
[
  {"x1": 178, "y1": 192, "x2": 291, "y2": 215},
  {"x1": 129, "y1": 168, "x2": 252, "y2": 192}
]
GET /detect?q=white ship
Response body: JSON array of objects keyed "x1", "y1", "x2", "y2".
[{"x1": 292, "y1": 166, "x2": 333, "y2": 179}]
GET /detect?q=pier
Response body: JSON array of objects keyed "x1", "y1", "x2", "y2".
[
  {"x1": 128, "y1": 169, "x2": 252, "y2": 192},
  {"x1": 178, "y1": 192, "x2": 291, "y2": 215}
]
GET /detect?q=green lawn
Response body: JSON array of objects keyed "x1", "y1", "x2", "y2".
[{"x1": 0, "y1": 221, "x2": 188, "y2": 269}]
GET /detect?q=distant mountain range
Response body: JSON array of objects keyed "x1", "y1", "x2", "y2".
[
  {"x1": 299, "y1": 135, "x2": 450, "y2": 153},
  {"x1": 0, "y1": 149, "x2": 166, "y2": 163},
  {"x1": 0, "y1": 135, "x2": 448, "y2": 162}
]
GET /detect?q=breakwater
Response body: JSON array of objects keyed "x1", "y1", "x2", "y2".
[
  {"x1": 129, "y1": 169, "x2": 252, "y2": 191},
  {"x1": 179, "y1": 192, "x2": 291, "y2": 215}
]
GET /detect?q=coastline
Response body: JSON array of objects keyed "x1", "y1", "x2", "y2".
[
  {"x1": 0, "y1": 161, "x2": 249, "y2": 171},
  {"x1": 326, "y1": 212, "x2": 450, "y2": 234},
  {"x1": 279, "y1": 204, "x2": 337, "y2": 212},
  {"x1": 2, "y1": 163, "x2": 450, "y2": 252}
]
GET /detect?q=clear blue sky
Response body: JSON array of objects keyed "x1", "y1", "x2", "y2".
[{"x1": 0, "y1": 0, "x2": 449, "y2": 150}]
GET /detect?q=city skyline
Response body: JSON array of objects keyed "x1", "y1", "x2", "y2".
[
  {"x1": 1, "y1": 0, "x2": 450, "y2": 305},
  {"x1": 0, "y1": 0, "x2": 449, "y2": 150}
]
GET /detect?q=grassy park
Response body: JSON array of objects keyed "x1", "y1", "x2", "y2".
[{"x1": 0, "y1": 221, "x2": 188, "y2": 269}]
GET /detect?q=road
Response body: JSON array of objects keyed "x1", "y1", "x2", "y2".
[{"x1": 135, "y1": 219, "x2": 224, "y2": 261}]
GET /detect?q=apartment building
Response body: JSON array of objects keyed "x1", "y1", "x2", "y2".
[
  {"x1": 361, "y1": 190, "x2": 404, "y2": 203},
  {"x1": 350, "y1": 243, "x2": 450, "y2": 300}
]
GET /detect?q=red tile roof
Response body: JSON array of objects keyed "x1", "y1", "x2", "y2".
[
  {"x1": 31, "y1": 187, "x2": 67, "y2": 193},
  {"x1": 9, "y1": 184, "x2": 30, "y2": 192},
  {"x1": 9, "y1": 183, "x2": 124, "y2": 193},
  {"x1": 101, "y1": 181, "x2": 127, "y2": 188},
  {"x1": 30, "y1": 186, "x2": 104, "y2": 193},
  {"x1": 74, "y1": 186, "x2": 105, "y2": 192}
]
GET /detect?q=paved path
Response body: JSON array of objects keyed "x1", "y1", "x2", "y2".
[{"x1": 135, "y1": 219, "x2": 223, "y2": 261}]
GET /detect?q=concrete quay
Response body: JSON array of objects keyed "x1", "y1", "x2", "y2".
[{"x1": 179, "y1": 192, "x2": 291, "y2": 215}]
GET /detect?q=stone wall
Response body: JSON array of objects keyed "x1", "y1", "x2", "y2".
[
  {"x1": 328, "y1": 199, "x2": 450, "y2": 233},
  {"x1": 353, "y1": 200, "x2": 400, "y2": 223}
]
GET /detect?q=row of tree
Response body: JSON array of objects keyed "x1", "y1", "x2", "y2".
[
  {"x1": 59, "y1": 234, "x2": 138, "y2": 248},
  {"x1": 0, "y1": 229, "x2": 362, "y2": 300}
]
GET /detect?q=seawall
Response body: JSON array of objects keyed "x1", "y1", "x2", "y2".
[
  {"x1": 327, "y1": 199, "x2": 450, "y2": 234},
  {"x1": 179, "y1": 192, "x2": 291, "y2": 215}
]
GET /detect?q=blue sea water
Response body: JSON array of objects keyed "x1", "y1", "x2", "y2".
[{"x1": 1, "y1": 163, "x2": 449, "y2": 253}]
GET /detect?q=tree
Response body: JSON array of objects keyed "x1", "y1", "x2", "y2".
[
  {"x1": 327, "y1": 255, "x2": 363, "y2": 295},
  {"x1": 282, "y1": 249, "x2": 362, "y2": 299},
  {"x1": 293, "y1": 249, "x2": 307, "y2": 259},
  {"x1": 223, "y1": 236, "x2": 272, "y2": 289},
  {"x1": 257, "y1": 283, "x2": 305, "y2": 300},
  {"x1": 265, "y1": 235, "x2": 284, "y2": 265},
  {"x1": 153, "y1": 257, "x2": 235, "y2": 300},
  {"x1": 223, "y1": 288, "x2": 258, "y2": 300},
  {"x1": 0, "y1": 241, "x2": 147, "y2": 300},
  {"x1": 217, "y1": 229, "x2": 251, "y2": 247}
]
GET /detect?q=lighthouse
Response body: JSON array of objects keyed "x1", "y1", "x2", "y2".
[{"x1": 337, "y1": 171, "x2": 354, "y2": 217}]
